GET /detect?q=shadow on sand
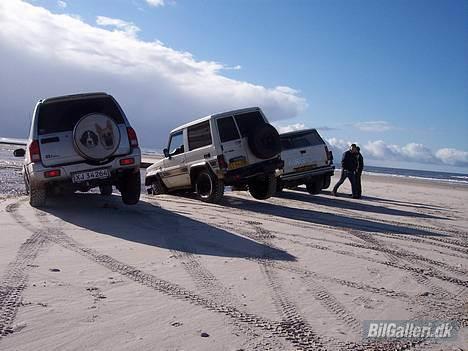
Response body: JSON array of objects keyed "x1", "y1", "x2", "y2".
[
  {"x1": 42, "y1": 194, "x2": 295, "y2": 262},
  {"x1": 222, "y1": 193, "x2": 447, "y2": 237},
  {"x1": 275, "y1": 190, "x2": 448, "y2": 220}
]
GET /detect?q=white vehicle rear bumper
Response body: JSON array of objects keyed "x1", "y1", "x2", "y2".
[{"x1": 280, "y1": 165, "x2": 335, "y2": 182}]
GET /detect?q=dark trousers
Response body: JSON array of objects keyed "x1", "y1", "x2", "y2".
[
  {"x1": 333, "y1": 170, "x2": 357, "y2": 196},
  {"x1": 355, "y1": 171, "x2": 362, "y2": 197}
]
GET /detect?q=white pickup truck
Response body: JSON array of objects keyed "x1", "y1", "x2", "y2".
[{"x1": 277, "y1": 128, "x2": 334, "y2": 194}]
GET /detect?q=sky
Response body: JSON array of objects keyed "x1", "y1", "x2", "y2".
[{"x1": 0, "y1": 0, "x2": 467, "y2": 173}]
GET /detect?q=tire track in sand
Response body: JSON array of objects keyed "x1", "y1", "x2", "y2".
[
  {"x1": 8, "y1": 200, "x2": 329, "y2": 351},
  {"x1": 0, "y1": 202, "x2": 50, "y2": 338}
]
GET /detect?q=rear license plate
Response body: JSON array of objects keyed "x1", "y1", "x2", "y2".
[
  {"x1": 72, "y1": 168, "x2": 110, "y2": 183},
  {"x1": 228, "y1": 159, "x2": 248, "y2": 170}
]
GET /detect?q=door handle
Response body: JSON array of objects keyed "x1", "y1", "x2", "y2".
[
  {"x1": 300, "y1": 150, "x2": 306, "y2": 154},
  {"x1": 204, "y1": 153, "x2": 211, "y2": 159}
]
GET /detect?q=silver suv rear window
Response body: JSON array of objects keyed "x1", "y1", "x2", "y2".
[
  {"x1": 281, "y1": 130, "x2": 324, "y2": 150},
  {"x1": 37, "y1": 97, "x2": 125, "y2": 135}
]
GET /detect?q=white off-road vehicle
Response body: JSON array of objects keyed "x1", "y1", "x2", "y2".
[
  {"x1": 145, "y1": 107, "x2": 283, "y2": 203},
  {"x1": 14, "y1": 92, "x2": 142, "y2": 207},
  {"x1": 277, "y1": 128, "x2": 334, "y2": 194}
]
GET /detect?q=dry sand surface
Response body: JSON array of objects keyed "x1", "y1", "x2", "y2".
[{"x1": 0, "y1": 173, "x2": 467, "y2": 350}]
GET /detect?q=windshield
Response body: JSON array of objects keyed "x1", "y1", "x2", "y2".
[{"x1": 37, "y1": 97, "x2": 124, "y2": 135}]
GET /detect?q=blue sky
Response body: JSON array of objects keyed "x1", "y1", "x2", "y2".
[{"x1": 1, "y1": 0, "x2": 467, "y2": 172}]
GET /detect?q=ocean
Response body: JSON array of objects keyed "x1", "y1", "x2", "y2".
[
  {"x1": 1, "y1": 144, "x2": 467, "y2": 186},
  {"x1": 358, "y1": 165, "x2": 468, "y2": 185}
]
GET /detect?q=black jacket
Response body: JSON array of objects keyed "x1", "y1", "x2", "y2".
[
  {"x1": 341, "y1": 150, "x2": 358, "y2": 171},
  {"x1": 357, "y1": 153, "x2": 364, "y2": 174}
]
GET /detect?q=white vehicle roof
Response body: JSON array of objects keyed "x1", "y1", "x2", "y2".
[
  {"x1": 280, "y1": 128, "x2": 319, "y2": 138},
  {"x1": 169, "y1": 107, "x2": 262, "y2": 134}
]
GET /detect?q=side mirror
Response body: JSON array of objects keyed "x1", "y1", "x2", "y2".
[
  {"x1": 163, "y1": 148, "x2": 169, "y2": 158},
  {"x1": 13, "y1": 148, "x2": 25, "y2": 157}
]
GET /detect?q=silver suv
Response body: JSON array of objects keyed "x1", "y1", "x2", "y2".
[
  {"x1": 277, "y1": 128, "x2": 334, "y2": 194},
  {"x1": 145, "y1": 107, "x2": 283, "y2": 203},
  {"x1": 15, "y1": 92, "x2": 141, "y2": 207}
]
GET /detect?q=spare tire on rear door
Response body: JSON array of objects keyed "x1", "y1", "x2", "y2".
[
  {"x1": 73, "y1": 113, "x2": 121, "y2": 161},
  {"x1": 247, "y1": 123, "x2": 281, "y2": 159}
]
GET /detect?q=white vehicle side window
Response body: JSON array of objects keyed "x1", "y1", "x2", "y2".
[
  {"x1": 168, "y1": 131, "x2": 184, "y2": 156},
  {"x1": 188, "y1": 121, "x2": 212, "y2": 150}
]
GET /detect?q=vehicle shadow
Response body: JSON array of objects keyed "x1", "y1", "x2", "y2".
[
  {"x1": 223, "y1": 194, "x2": 447, "y2": 237},
  {"x1": 275, "y1": 190, "x2": 448, "y2": 220},
  {"x1": 293, "y1": 186, "x2": 448, "y2": 211},
  {"x1": 42, "y1": 194, "x2": 295, "y2": 261}
]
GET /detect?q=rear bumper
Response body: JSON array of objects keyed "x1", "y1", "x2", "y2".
[
  {"x1": 25, "y1": 149, "x2": 141, "y2": 188},
  {"x1": 223, "y1": 158, "x2": 284, "y2": 184},
  {"x1": 281, "y1": 165, "x2": 335, "y2": 182}
]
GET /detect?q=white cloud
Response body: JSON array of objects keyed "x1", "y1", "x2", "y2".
[
  {"x1": 435, "y1": 148, "x2": 468, "y2": 167},
  {"x1": 354, "y1": 121, "x2": 393, "y2": 132},
  {"x1": 0, "y1": 0, "x2": 306, "y2": 146},
  {"x1": 146, "y1": 0, "x2": 165, "y2": 7},
  {"x1": 57, "y1": 0, "x2": 67, "y2": 9},
  {"x1": 326, "y1": 138, "x2": 355, "y2": 151},
  {"x1": 96, "y1": 16, "x2": 140, "y2": 36},
  {"x1": 273, "y1": 123, "x2": 306, "y2": 134},
  {"x1": 328, "y1": 139, "x2": 468, "y2": 168}
]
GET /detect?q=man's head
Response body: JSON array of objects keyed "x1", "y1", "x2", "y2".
[
  {"x1": 356, "y1": 146, "x2": 361, "y2": 153},
  {"x1": 350, "y1": 143, "x2": 357, "y2": 153}
]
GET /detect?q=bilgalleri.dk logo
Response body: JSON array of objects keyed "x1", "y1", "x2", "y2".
[{"x1": 363, "y1": 320, "x2": 459, "y2": 340}]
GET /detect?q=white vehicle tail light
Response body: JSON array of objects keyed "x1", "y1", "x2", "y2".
[
  {"x1": 44, "y1": 169, "x2": 60, "y2": 178},
  {"x1": 29, "y1": 140, "x2": 41, "y2": 162},
  {"x1": 127, "y1": 127, "x2": 139, "y2": 147},
  {"x1": 120, "y1": 157, "x2": 135, "y2": 166},
  {"x1": 217, "y1": 155, "x2": 228, "y2": 169},
  {"x1": 325, "y1": 145, "x2": 333, "y2": 164}
]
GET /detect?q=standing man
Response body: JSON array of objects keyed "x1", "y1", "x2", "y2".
[
  {"x1": 332, "y1": 144, "x2": 358, "y2": 198},
  {"x1": 355, "y1": 146, "x2": 364, "y2": 198}
]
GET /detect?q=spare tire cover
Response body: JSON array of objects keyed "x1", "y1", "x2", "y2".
[
  {"x1": 73, "y1": 113, "x2": 121, "y2": 161},
  {"x1": 247, "y1": 123, "x2": 281, "y2": 159}
]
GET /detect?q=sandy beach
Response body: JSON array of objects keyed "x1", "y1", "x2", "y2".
[{"x1": 0, "y1": 169, "x2": 467, "y2": 351}]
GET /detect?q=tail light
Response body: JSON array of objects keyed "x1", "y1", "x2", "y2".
[
  {"x1": 29, "y1": 140, "x2": 41, "y2": 162},
  {"x1": 127, "y1": 127, "x2": 139, "y2": 147},
  {"x1": 217, "y1": 155, "x2": 227, "y2": 169},
  {"x1": 120, "y1": 157, "x2": 135, "y2": 166},
  {"x1": 325, "y1": 146, "x2": 333, "y2": 164},
  {"x1": 44, "y1": 169, "x2": 60, "y2": 178}
]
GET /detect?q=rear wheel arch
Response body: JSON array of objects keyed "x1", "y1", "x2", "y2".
[{"x1": 189, "y1": 163, "x2": 215, "y2": 184}]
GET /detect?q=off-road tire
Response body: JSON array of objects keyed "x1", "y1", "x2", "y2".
[
  {"x1": 29, "y1": 184, "x2": 46, "y2": 207},
  {"x1": 195, "y1": 170, "x2": 224, "y2": 203},
  {"x1": 151, "y1": 176, "x2": 167, "y2": 195},
  {"x1": 249, "y1": 173, "x2": 277, "y2": 200},
  {"x1": 322, "y1": 175, "x2": 331, "y2": 189},
  {"x1": 247, "y1": 123, "x2": 281, "y2": 159},
  {"x1": 306, "y1": 180, "x2": 322, "y2": 195},
  {"x1": 99, "y1": 185, "x2": 113, "y2": 196},
  {"x1": 120, "y1": 171, "x2": 141, "y2": 205}
]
